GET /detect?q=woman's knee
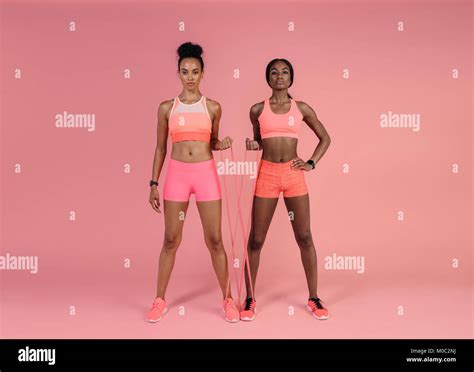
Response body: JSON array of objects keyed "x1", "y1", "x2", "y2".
[
  {"x1": 295, "y1": 230, "x2": 313, "y2": 249},
  {"x1": 205, "y1": 233, "x2": 223, "y2": 253},
  {"x1": 162, "y1": 233, "x2": 181, "y2": 252},
  {"x1": 248, "y1": 234, "x2": 265, "y2": 251}
]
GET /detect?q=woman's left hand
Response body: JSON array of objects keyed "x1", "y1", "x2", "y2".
[
  {"x1": 219, "y1": 136, "x2": 233, "y2": 150},
  {"x1": 290, "y1": 157, "x2": 312, "y2": 171}
]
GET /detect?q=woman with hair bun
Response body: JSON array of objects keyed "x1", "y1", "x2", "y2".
[{"x1": 146, "y1": 42, "x2": 239, "y2": 323}]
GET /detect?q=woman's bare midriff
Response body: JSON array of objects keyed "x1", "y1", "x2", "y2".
[
  {"x1": 170, "y1": 141, "x2": 213, "y2": 162},
  {"x1": 261, "y1": 137, "x2": 298, "y2": 162}
]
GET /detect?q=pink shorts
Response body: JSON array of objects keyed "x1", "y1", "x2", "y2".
[
  {"x1": 163, "y1": 158, "x2": 221, "y2": 202},
  {"x1": 254, "y1": 158, "x2": 308, "y2": 198}
]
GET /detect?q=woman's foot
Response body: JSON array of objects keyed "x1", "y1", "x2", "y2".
[
  {"x1": 146, "y1": 297, "x2": 168, "y2": 323},
  {"x1": 240, "y1": 297, "x2": 257, "y2": 321},
  {"x1": 223, "y1": 298, "x2": 240, "y2": 322},
  {"x1": 307, "y1": 297, "x2": 329, "y2": 320}
]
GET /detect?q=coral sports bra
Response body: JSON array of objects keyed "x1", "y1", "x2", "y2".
[
  {"x1": 168, "y1": 95, "x2": 212, "y2": 143},
  {"x1": 257, "y1": 98, "x2": 303, "y2": 139}
]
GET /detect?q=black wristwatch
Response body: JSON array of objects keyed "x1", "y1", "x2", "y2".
[
  {"x1": 306, "y1": 160, "x2": 316, "y2": 169},
  {"x1": 149, "y1": 180, "x2": 158, "y2": 187}
]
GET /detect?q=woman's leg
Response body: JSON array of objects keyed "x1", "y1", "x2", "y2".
[
  {"x1": 155, "y1": 200, "x2": 190, "y2": 299},
  {"x1": 196, "y1": 199, "x2": 233, "y2": 299},
  {"x1": 283, "y1": 193, "x2": 318, "y2": 298},
  {"x1": 244, "y1": 196, "x2": 279, "y2": 299}
]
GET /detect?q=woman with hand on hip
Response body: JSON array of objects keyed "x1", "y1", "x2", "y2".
[
  {"x1": 147, "y1": 42, "x2": 239, "y2": 323},
  {"x1": 241, "y1": 58, "x2": 332, "y2": 321}
]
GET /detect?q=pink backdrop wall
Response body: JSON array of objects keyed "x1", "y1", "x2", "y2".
[{"x1": 1, "y1": 0, "x2": 472, "y2": 339}]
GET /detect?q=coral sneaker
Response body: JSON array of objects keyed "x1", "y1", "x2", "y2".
[
  {"x1": 307, "y1": 297, "x2": 329, "y2": 320},
  {"x1": 223, "y1": 298, "x2": 240, "y2": 323},
  {"x1": 240, "y1": 297, "x2": 256, "y2": 321},
  {"x1": 146, "y1": 297, "x2": 168, "y2": 323}
]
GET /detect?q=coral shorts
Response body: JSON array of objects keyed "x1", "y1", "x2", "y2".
[
  {"x1": 163, "y1": 158, "x2": 221, "y2": 202},
  {"x1": 254, "y1": 158, "x2": 308, "y2": 198}
]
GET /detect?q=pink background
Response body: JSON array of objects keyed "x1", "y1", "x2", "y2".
[{"x1": 1, "y1": 0, "x2": 472, "y2": 339}]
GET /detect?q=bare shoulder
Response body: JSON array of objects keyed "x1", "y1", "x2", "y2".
[
  {"x1": 205, "y1": 97, "x2": 221, "y2": 114},
  {"x1": 295, "y1": 100, "x2": 312, "y2": 111},
  {"x1": 295, "y1": 100, "x2": 316, "y2": 117},
  {"x1": 250, "y1": 101, "x2": 264, "y2": 117},
  {"x1": 158, "y1": 99, "x2": 174, "y2": 115},
  {"x1": 159, "y1": 99, "x2": 174, "y2": 108}
]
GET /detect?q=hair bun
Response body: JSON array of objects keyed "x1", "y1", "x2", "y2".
[{"x1": 177, "y1": 42, "x2": 203, "y2": 59}]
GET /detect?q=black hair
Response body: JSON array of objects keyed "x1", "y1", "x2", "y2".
[
  {"x1": 265, "y1": 58, "x2": 294, "y2": 99},
  {"x1": 177, "y1": 42, "x2": 204, "y2": 71}
]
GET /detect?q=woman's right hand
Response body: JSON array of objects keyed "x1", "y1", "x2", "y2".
[
  {"x1": 149, "y1": 187, "x2": 161, "y2": 213},
  {"x1": 246, "y1": 137, "x2": 260, "y2": 151}
]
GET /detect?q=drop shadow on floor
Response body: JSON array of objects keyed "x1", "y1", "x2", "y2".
[{"x1": 259, "y1": 280, "x2": 364, "y2": 308}]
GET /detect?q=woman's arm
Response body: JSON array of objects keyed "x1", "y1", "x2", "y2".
[
  {"x1": 297, "y1": 101, "x2": 331, "y2": 165},
  {"x1": 247, "y1": 102, "x2": 264, "y2": 150},
  {"x1": 208, "y1": 99, "x2": 232, "y2": 150},
  {"x1": 150, "y1": 100, "x2": 171, "y2": 186},
  {"x1": 209, "y1": 99, "x2": 222, "y2": 150}
]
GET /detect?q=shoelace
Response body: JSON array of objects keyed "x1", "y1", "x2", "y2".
[
  {"x1": 309, "y1": 297, "x2": 324, "y2": 310},
  {"x1": 244, "y1": 298, "x2": 254, "y2": 311},
  {"x1": 152, "y1": 300, "x2": 165, "y2": 309}
]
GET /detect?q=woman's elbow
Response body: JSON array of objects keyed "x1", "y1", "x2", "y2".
[{"x1": 155, "y1": 145, "x2": 167, "y2": 156}]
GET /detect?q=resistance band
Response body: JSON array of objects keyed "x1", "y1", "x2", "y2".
[{"x1": 219, "y1": 146, "x2": 260, "y2": 306}]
